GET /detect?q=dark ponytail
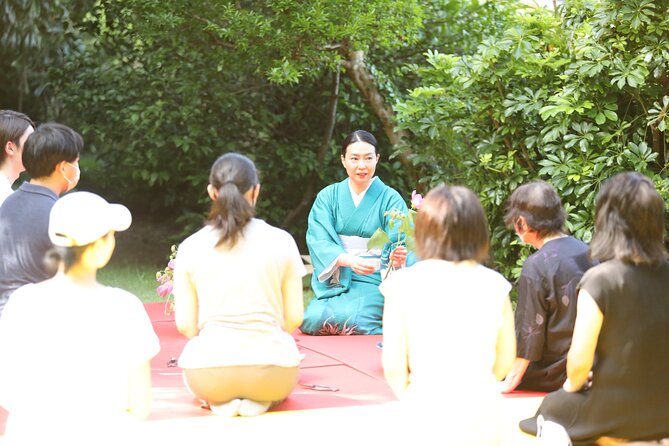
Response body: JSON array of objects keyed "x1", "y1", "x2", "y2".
[
  {"x1": 207, "y1": 152, "x2": 259, "y2": 247},
  {"x1": 44, "y1": 246, "x2": 87, "y2": 274}
]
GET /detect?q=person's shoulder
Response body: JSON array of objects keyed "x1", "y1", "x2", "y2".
[
  {"x1": 374, "y1": 178, "x2": 406, "y2": 205},
  {"x1": 522, "y1": 247, "x2": 544, "y2": 270},
  {"x1": 558, "y1": 235, "x2": 589, "y2": 251},
  {"x1": 178, "y1": 226, "x2": 213, "y2": 250},
  {"x1": 2, "y1": 282, "x2": 46, "y2": 316},
  {"x1": 21, "y1": 182, "x2": 57, "y2": 201},
  {"x1": 252, "y1": 219, "x2": 296, "y2": 244},
  {"x1": 475, "y1": 263, "x2": 511, "y2": 287},
  {"x1": 7, "y1": 282, "x2": 39, "y2": 300},
  {"x1": 582, "y1": 259, "x2": 625, "y2": 279},
  {"x1": 316, "y1": 179, "x2": 346, "y2": 197},
  {"x1": 102, "y1": 286, "x2": 146, "y2": 310}
]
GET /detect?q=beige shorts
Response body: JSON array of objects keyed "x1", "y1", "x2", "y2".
[{"x1": 183, "y1": 364, "x2": 299, "y2": 404}]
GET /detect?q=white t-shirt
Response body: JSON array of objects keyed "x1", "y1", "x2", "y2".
[
  {"x1": 379, "y1": 260, "x2": 512, "y2": 445},
  {"x1": 380, "y1": 259, "x2": 511, "y2": 399},
  {"x1": 0, "y1": 175, "x2": 13, "y2": 207},
  {"x1": 0, "y1": 276, "x2": 160, "y2": 441},
  {"x1": 174, "y1": 218, "x2": 307, "y2": 369}
]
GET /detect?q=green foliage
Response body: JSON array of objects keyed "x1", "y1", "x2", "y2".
[
  {"x1": 368, "y1": 208, "x2": 417, "y2": 252},
  {"x1": 395, "y1": 0, "x2": 669, "y2": 282},
  {"x1": 0, "y1": 0, "x2": 89, "y2": 117},
  {"x1": 48, "y1": 0, "x2": 428, "y2": 249}
]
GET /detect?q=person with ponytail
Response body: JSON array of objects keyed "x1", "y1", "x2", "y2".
[
  {"x1": 0, "y1": 192, "x2": 159, "y2": 444},
  {"x1": 172, "y1": 152, "x2": 306, "y2": 417}
]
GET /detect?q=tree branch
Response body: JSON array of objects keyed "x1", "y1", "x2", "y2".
[
  {"x1": 191, "y1": 14, "x2": 236, "y2": 49},
  {"x1": 342, "y1": 49, "x2": 417, "y2": 180}
]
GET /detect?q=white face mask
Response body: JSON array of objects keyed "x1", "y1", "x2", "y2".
[{"x1": 62, "y1": 162, "x2": 80, "y2": 186}]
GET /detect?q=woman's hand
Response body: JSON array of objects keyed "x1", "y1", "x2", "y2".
[
  {"x1": 563, "y1": 371, "x2": 593, "y2": 393},
  {"x1": 390, "y1": 246, "x2": 408, "y2": 268},
  {"x1": 338, "y1": 254, "x2": 378, "y2": 275}
]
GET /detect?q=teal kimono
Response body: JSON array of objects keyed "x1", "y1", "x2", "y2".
[{"x1": 300, "y1": 177, "x2": 411, "y2": 335}]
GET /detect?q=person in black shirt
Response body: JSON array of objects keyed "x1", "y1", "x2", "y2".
[{"x1": 500, "y1": 180, "x2": 594, "y2": 393}]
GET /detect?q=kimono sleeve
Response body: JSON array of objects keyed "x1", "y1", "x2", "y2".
[{"x1": 306, "y1": 187, "x2": 352, "y2": 298}]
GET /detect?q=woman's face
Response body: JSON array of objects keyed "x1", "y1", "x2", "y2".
[{"x1": 341, "y1": 141, "x2": 379, "y2": 190}]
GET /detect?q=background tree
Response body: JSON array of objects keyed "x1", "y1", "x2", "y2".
[
  {"x1": 395, "y1": 0, "x2": 669, "y2": 280},
  {"x1": 48, "y1": 0, "x2": 514, "y2": 249},
  {"x1": 0, "y1": 0, "x2": 90, "y2": 118}
]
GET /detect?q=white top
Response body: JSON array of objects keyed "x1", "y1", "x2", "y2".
[
  {"x1": 174, "y1": 218, "x2": 307, "y2": 368},
  {"x1": 380, "y1": 259, "x2": 511, "y2": 400},
  {"x1": 0, "y1": 276, "x2": 160, "y2": 439},
  {"x1": 0, "y1": 175, "x2": 12, "y2": 207},
  {"x1": 348, "y1": 177, "x2": 375, "y2": 207}
]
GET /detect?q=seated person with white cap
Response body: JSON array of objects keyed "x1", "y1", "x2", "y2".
[{"x1": 0, "y1": 192, "x2": 160, "y2": 445}]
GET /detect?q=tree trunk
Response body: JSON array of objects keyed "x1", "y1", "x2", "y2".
[
  {"x1": 342, "y1": 50, "x2": 414, "y2": 175},
  {"x1": 281, "y1": 68, "x2": 341, "y2": 229}
]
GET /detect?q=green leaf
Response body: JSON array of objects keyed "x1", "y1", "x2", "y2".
[
  {"x1": 367, "y1": 228, "x2": 391, "y2": 250},
  {"x1": 603, "y1": 110, "x2": 618, "y2": 122}
]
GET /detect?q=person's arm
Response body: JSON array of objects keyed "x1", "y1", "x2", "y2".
[
  {"x1": 336, "y1": 253, "x2": 377, "y2": 275},
  {"x1": 175, "y1": 285, "x2": 199, "y2": 339},
  {"x1": 173, "y1": 250, "x2": 199, "y2": 339},
  {"x1": 500, "y1": 358, "x2": 530, "y2": 392},
  {"x1": 381, "y1": 282, "x2": 410, "y2": 399},
  {"x1": 503, "y1": 266, "x2": 547, "y2": 391},
  {"x1": 494, "y1": 296, "x2": 517, "y2": 381},
  {"x1": 282, "y1": 276, "x2": 304, "y2": 333},
  {"x1": 127, "y1": 360, "x2": 153, "y2": 420},
  {"x1": 563, "y1": 290, "x2": 603, "y2": 392},
  {"x1": 389, "y1": 245, "x2": 408, "y2": 268}
]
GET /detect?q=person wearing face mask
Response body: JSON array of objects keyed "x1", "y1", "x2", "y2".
[
  {"x1": 300, "y1": 130, "x2": 413, "y2": 336},
  {"x1": 0, "y1": 123, "x2": 83, "y2": 317},
  {"x1": 499, "y1": 180, "x2": 594, "y2": 394}
]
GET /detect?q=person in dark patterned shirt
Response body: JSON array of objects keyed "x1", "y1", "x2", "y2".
[{"x1": 500, "y1": 180, "x2": 595, "y2": 393}]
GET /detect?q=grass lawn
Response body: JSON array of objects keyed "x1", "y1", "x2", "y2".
[{"x1": 99, "y1": 215, "x2": 315, "y2": 307}]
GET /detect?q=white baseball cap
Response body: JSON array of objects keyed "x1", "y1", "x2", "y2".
[{"x1": 49, "y1": 191, "x2": 132, "y2": 247}]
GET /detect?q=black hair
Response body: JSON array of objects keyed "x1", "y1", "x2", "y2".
[
  {"x1": 207, "y1": 152, "x2": 259, "y2": 247},
  {"x1": 44, "y1": 245, "x2": 87, "y2": 274},
  {"x1": 590, "y1": 172, "x2": 667, "y2": 266},
  {"x1": 503, "y1": 180, "x2": 566, "y2": 238},
  {"x1": 341, "y1": 130, "x2": 378, "y2": 157},
  {"x1": 415, "y1": 184, "x2": 490, "y2": 262},
  {"x1": 0, "y1": 110, "x2": 35, "y2": 163},
  {"x1": 22, "y1": 123, "x2": 83, "y2": 178}
]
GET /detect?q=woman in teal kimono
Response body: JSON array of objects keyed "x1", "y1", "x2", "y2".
[{"x1": 300, "y1": 130, "x2": 412, "y2": 335}]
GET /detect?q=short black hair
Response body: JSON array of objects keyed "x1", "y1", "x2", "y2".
[
  {"x1": 22, "y1": 123, "x2": 83, "y2": 178},
  {"x1": 503, "y1": 180, "x2": 565, "y2": 238}
]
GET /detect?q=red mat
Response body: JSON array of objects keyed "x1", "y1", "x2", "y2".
[
  {"x1": 147, "y1": 302, "x2": 397, "y2": 422},
  {"x1": 0, "y1": 302, "x2": 545, "y2": 433}
]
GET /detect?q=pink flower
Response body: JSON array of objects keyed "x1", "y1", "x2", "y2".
[
  {"x1": 411, "y1": 190, "x2": 424, "y2": 210},
  {"x1": 167, "y1": 259, "x2": 176, "y2": 270},
  {"x1": 156, "y1": 283, "x2": 173, "y2": 298}
]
